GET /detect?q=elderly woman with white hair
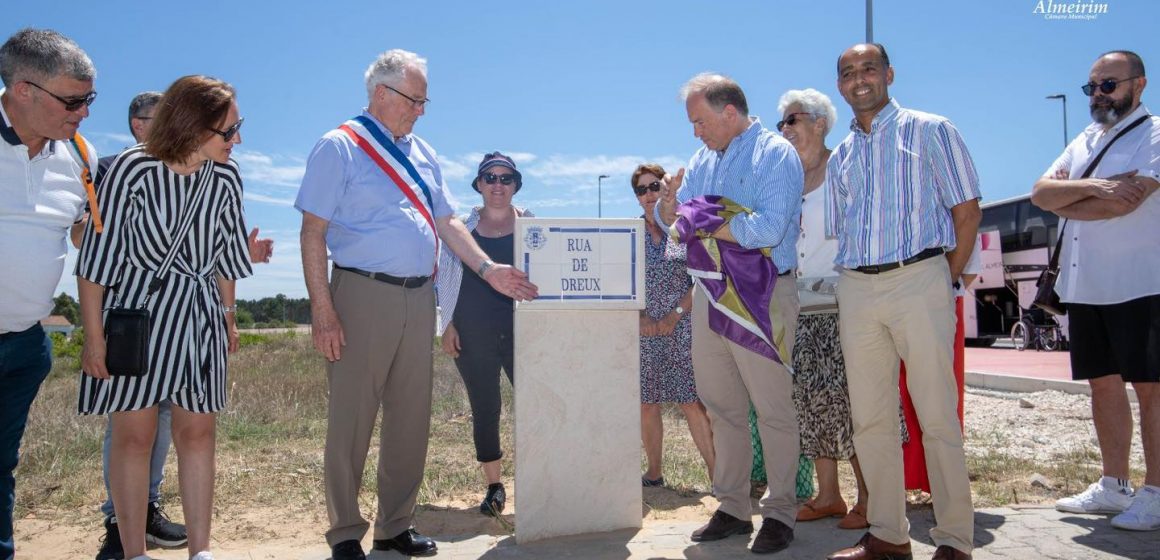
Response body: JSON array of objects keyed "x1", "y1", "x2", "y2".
[{"x1": 776, "y1": 88, "x2": 908, "y2": 530}]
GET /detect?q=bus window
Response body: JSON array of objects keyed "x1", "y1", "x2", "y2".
[
  {"x1": 1020, "y1": 202, "x2": 1059, "y2": 250},
  {"x1": 980, "y1": 203, "x2": 1018, "y2": 252}
]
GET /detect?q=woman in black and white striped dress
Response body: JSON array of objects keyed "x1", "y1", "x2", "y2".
[{"x1": 77, "y1": 75, "x2": 251, "y2": 560}]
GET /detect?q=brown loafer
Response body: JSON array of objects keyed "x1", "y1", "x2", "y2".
[
  {"x1": 827, "y1": 532, "x2": 912, "y2": 560},
  {"x1": 797, "y1": 499, "x2": 848, "y2": 521},
  {"x1": 837, "y1": 505, "x2": 869, "y2": 529},
  {"x1": 931, "y1": 545, "x2": 971, "y2": 559}
]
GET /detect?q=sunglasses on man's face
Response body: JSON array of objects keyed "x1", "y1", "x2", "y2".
[
  {"x1": 776, "y1": 112, "x2": 812, "y2": 132},
  {"x1": 24, "y1": 81, "x2": 97, "y2": 112},
  {"x1": 209, "y1": 117, "x2": 245, "y2": 142},
  {"x1": 633, "y1": 180, "x2": 662, "y2": 196},
  {"x1": 483, "y1": 172, "x2": 516, "y2": 186},
  {"x1": 1081, "y1": 76, "x2": 1141, "y2": 96}
]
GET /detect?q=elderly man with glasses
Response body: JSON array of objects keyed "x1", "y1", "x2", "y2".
[
  {"x1": 1032, "y1": 49, "x2": 1160, "y2": 533},
  {"x1": 0, "y1": 28, "x2": 97, "y2": 560},
  {"x1": 296, "y1": 49, "x2": 537, "y2": 560}
]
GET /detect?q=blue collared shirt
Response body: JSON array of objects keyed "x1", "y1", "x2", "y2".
[
  {"x1": 658, "y1": 118, "x2": 803, "y2": 272},
  {"x1": 295, "y1": 110, "x2": 454, "y2": 277},
  {"x1": 825, "y1": 99, "x2": 982, "y2": 268}
]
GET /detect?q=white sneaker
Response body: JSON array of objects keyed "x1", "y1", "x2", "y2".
[
  {"x1": 190, "y1": 552, "x2": 214, "y2": 560},
  {"x1": 1112, "y1": 486, "x2": 1160, "y2": 531},
  {"x1": 1055, "y1": 476, "x2": 1133, "y2": 514}
]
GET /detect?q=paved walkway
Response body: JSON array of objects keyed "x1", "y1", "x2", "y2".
[
  {"x1": 275, "y1": 506, "x2": 1155, "y2": 559},
  {"x1": 965, "y1": 346, "x2": 1072, "y2": 382}
]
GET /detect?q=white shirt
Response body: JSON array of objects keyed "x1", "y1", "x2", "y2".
[
  {"x1": 796, "y1": 183, "x2": 840, "y2": 312},
  {"x1": 0, "y1": 91, "x2": 91, "y2": 332},
  {"x1": 1044, "y1": 104, "x2": 1160, "y2": 305}
]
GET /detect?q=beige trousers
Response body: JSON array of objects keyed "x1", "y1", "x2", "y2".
[
  {"x1": 323, "y1": 268, "x2": 436, "y2": 546},
  {"x1": 692, "y1": 276, "x2": 800, "y2": 527},
  {"x1": 837, "y1": 256, "x2": 973, "y2": 552}
]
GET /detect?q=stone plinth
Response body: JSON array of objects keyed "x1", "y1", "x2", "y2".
[{"x1": 514, "y1": 309, "x2": 641, "y2": 543}]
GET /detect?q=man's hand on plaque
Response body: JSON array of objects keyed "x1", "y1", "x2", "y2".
[{"x1": 484, "y1": 264, "x2": 540, "y2": 302}]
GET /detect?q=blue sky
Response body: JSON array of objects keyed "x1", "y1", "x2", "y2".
[{"x1": 7, "y1": 0, "x2": 1156, "y2": 299}]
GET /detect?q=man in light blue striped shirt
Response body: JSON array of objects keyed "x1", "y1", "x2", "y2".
[
  {"x1": 824, "y1": 44, "x2": 980, "y2": 560},
  {"x1": 658, "y1": 73, "x2": 804, "y2": 555}
]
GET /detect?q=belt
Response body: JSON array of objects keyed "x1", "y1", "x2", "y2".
[
  {"x1": 335, "y1": 265, "x2": 430, "y2": 288},
  {"x1": 853, "y1": 247, "x2": 945, "y2": 275}
]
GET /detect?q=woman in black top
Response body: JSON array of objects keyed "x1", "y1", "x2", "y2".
[{"x1": 434, "y1": 152, "x2": 532, "y2": 516}]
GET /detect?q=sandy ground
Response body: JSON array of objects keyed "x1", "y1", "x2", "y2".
[
  {"x1": 14, "y1": 387, "x2": 1135, "y2": 559},
  {"x1": 15, "y1": 489, "x2": 717, "y2": 559}
]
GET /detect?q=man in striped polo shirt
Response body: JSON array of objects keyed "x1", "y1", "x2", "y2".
[
  {"x1": 825, "y1": 44, "x2": 981, "y2": 560},
  {"x1": 658, "y1": 73, "x2": 804, "y2": 555}
]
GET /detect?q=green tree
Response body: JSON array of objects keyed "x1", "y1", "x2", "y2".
[{"x1": 51, "y1": 292, "x2": 80, "y2": 325}]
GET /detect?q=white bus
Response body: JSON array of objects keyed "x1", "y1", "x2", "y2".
[{"x1": 963, "y1": 194, "x2": 1066, "y2": 348}]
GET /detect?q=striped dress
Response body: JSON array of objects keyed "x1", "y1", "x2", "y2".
[{"x1": 76, "y1": 147, "x2": 252, "y2": 414}]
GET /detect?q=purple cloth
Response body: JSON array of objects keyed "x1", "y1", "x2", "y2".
[{"x1": 673, "y1": 195, "x2": 783, "y2": 363}]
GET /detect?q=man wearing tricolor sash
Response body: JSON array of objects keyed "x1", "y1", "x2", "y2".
[{"x1": 296, "y1": 49, "x2": 536, "y2": 560}]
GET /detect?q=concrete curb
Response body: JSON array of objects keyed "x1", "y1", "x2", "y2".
[{"x1": 966, "y1": 370, "x2": 1138, "y2": 403}]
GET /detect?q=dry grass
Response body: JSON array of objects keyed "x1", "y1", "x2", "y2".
[{"x1": 15, "y1": 331, "x2": 1125, "y2": 529}]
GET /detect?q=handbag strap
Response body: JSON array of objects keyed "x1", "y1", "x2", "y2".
[{"x1": 1048, "y1": 113, "x2": 1151, "y2": 269}]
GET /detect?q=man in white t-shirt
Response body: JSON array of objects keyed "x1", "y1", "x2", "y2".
[
  {"x1": 0, "y1": 28, "x2": 96, "y2": 560},
  {"x1": 1031, "y1": 49, "x2": 1160, "y2": 532}
]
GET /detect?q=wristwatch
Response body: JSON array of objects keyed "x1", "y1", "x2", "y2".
[
  {"x1": 674, "y1": 306, "x2": 685, "y2": 315},
  {"x1": 477, "y1": 259, "x2": 495, "y2": 277}
]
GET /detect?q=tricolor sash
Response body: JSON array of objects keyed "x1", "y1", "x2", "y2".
[{"x1": 337, "y1": 115, "x2": 439, "y2": 275}]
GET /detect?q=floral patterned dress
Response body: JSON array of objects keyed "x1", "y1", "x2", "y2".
[{"x1": 639, "y1": 231, "x2": 697, "y2": 404}]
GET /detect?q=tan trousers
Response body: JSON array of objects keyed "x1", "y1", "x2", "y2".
[
  {"x1": 693, "y1": 276, "x2": 800, "y2": 527},
  {"x1": 324, "y1": 268, "x2": 435, "y2": 546},
  {"x1": 837, "y1": 256, "x2": 974, "y2": 552}
]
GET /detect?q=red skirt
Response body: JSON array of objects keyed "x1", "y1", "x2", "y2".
[{"x1": 898, "y1": 296, "x2": 965, "y2": 492}]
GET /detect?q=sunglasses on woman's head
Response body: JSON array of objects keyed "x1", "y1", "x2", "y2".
[
  {"x1": 633, "y1": 180, "x2": 662, "y2": 196},
  {"x1": 209, "y1": 117, "x2": 244, "y2": 142},
  {"x1": 483, "y1": 172, "x2": 516, "y2": 186}
]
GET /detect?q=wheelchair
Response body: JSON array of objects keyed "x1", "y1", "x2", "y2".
[{"x1": 1010, "y1": 305, "x2": 1067, "y2": 351}]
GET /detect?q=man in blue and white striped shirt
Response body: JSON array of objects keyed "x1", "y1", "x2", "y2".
[
  {"x1": 658, "y1": 73, "x2": 804, "y2": 555},
  {"x1": 825, "y1": 44, "x2": 980, "y2": 560}
]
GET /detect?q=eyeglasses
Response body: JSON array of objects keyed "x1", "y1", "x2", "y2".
[
  {"x1": 383, "y1": 84, "x2": 430, "y2": 109},
  {"x1": 776, "y1": 112, "x2": 813, "y2": 131},
  {"x1": 132, "y1": 116, "x2": 153, "y2": 121},
  {"x1": 209, "y1": 117, "x2": 244, "y2": 142},
  {"x1": 1081, "y1": 76, "x2": 1141, "y2": 96},
  {"x1": 24, "y1": 81, "x2": 97, "y2": 112},
  {"x1": 633, "y1": 180, "x2": 662, "y2": 196},
  {"x1": 482, "y1": 172, "x2": 516, "y2": 186}
]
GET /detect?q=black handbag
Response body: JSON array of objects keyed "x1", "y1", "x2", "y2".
[
  {"x1": 1032, "y1": 114, "x2": 1150, "y2": 316},
  {"x1": 101, "y1": 161, "x2": 212, "y2": 376},
  {"x1": 103, "y1": 306, "x2": 152, "y2": 376}
]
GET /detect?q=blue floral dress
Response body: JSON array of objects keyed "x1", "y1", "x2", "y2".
[{"x1": 640, "y1": 231, "x2": 697, "y2": 404}]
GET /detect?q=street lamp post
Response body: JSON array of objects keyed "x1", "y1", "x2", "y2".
[
  {"x1": 597, "y1": 174, "x2": 610, "y2": 218},
  {"x1": 1045, "y1": 94, "x2": 1069, "y2": 147}
]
